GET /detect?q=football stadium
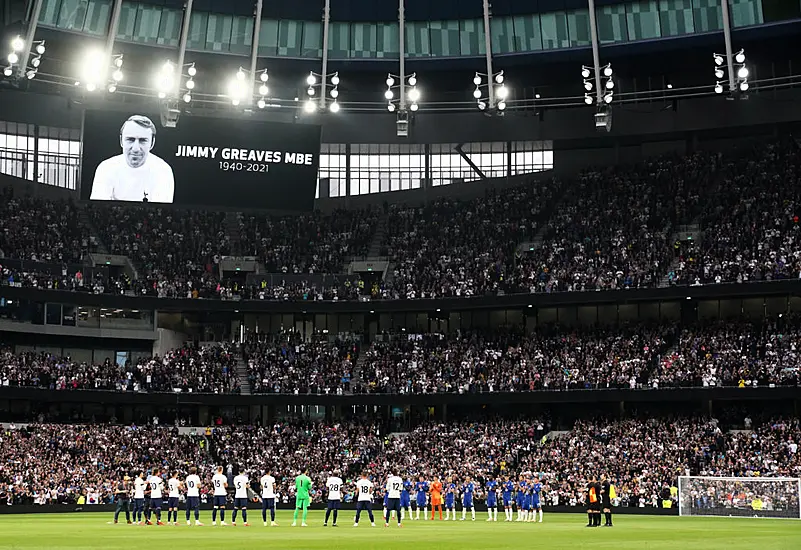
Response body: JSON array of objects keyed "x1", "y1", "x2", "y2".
[{"x1": 1, "y1": 0, "x2": 801, "y2": 548}]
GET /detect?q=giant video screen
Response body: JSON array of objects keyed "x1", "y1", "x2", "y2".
[{"x1": 80, "y1": 110, "x2": 321, "y2": 211}]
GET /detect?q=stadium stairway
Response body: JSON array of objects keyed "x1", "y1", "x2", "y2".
[
  {"x1": 79, "y1": 206, "x2": 109, "y2": 255},
  {"x1": 350, "y1": 354, "x2": 366, "y2": 392},
  {"x1": 225, "y1": 212, "x2": 242, "y2": 255},
  {"x1": 235, "y1": 356, "x2": 252, "y2": 395},
  {"x1": 660, "y1": 223, "x2": 702, "y2": 287},
  {"x1": 366, "y1": 212, "x2": 388, "y2": 257}
]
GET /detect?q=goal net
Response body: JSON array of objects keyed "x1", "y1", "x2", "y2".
[{"x1": 678, "y1": 476, "x2": 801, "y2": 519}]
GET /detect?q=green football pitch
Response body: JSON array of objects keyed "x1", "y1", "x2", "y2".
[{"x1": 0, "y1": 511, "x2": 798, "y2": 550}]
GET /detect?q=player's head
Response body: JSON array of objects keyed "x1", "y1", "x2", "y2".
[
  {"x1": 217, "y1": 466, "x2": 223, "y2": 474},
  {"x1": 418, "y1": 475, "x2": 424, "y2": 482},
  {"x1": 171, "y1": 471, "x2": 178, "y2": 478},
  {"x1": 137, "y1": 471, "x2": 144, "y2": 478},
  {"x1": 533, "y1": 475, "x2": 540, "y2": 482},
  {"x1": 152, "y1": 468, "x2": 159, "y2": 476},
  {"x1": 465, "y1": 476, "x2": 471, "y2": 483},
  {"x1": 361, "y1": 472, "x2": 368, "y2": 479},
  {"x1": 119, "y1": 115, "x2": 157, "y2": 169},
  {"x1": 189, "y1": 466, "x2": 197, "y2": 475}
]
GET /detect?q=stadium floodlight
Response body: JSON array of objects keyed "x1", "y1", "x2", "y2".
[
  {"x1": 114, "y1": 56, "x2": 123, "y2": 68},
  {"x1": 87, "y1": 82, "x2": 97, "y2": 92},
  {"x1": 26, "y1": 70, "x2": 36, "y2": 80},
  {"x1": 496, "y1": 85, "x2": 508, "y2": 99},
  {"x1": 739, "y1": 80, "x2": 749, "y2": 92},
  {"x1": 497, "y1": 100, "x2": 506, "y2": 111},
  {"x1": 228, "y1": 75, "x2": 247, "y2": 102},
  {"x1": 385, "y1": 89, "x2": 394, "y2": 100},
  {"x1": 603, "y1": 92, "x2": 613, "y2": 104},
  {"x1": 259, "y1": 84, "x2": 268, "y2": 96},
  {"x1": 3, "y1": 67, "x2": 11, "y2": 77},
  {"x1": 473, "y1": 74, "x2": 481, "y2": 86},
  {"x1": 260, "y1": 70, "x2": 268, "y2": 82},
  {"x1": 154, "y1": 60, "x2": 175, "y2": 96},
  {"x1": 714, "y1": 54, "x2": 724, "y2": 66},
  {"x1": 408, "y1": 74, "x2": 417, "y2": 87},
  {"x1": 408, "y1": 87, "x2": 420, "y2": 102},
  {"x1": 603, "y1": 65, "x2": 613, "y2": 77},
  {"x1": 10, "y1": 36, "x2": 24, "y2": 52},
  {"x1": 387, "y1": 103, "x2": 396, "y2": 112},
  {"x1": 714, "y1": 68, "x2": 724, "y2": 79},
  {"x1": 477, "y1": 100, "x2": 486, "y2": 110},
  {"x1": 331, "y1": 73, "x2": 340, "y2": 86},
  {"x1": 330, "y1": 88, "x2": 338, "y2": 99},
  {"x1": 584, "y1": 81, "x2": 593, "y2": 91},
  {"x1": 232, "y1": 98, "x2": 240, "y2": 106},
  {"x1": 7, "y1": 52, "x2": 18, "y2": 65},
  {"x1": 257, "y1": 98, "x2": 265, "y2": 109},
  {"x1": 386, "y1": 76, "x2": 395, "y2": 87},
  {"x1": 188, "y1": 63, "x2": 197, "y2": 77},
  {"x1": 737, "y1": 66, "x2": 748, "y2": 79},
  {"x1": 31, "y1": 57, "x2": 40, "y2": 68},
  {"x1": 183, "y1": 93, "x2": 192, "y2": 103},
  {"x1": 581, "y1": 67, "x2": 591, "y2": 79},
  {"x1": 714, "y1": 82, "x2": 723, "y2": 94},
  {"x1": 605, "y1": 79, "x2": 614, "y2": 90},
  {"x1": 584, "y1": 94, "x2": 593, "y2": 105},
  {"x1": 307, "y1": 72, "x2": 316, "y2": 86},
  {"x1": 307, "y1": 86, "x2": 315, "y2": 96},
  {"x1": 107, "y1": 83, "x2": 116, "y2": 92},
  {"x1": 494, "y1": 71, "x2": 504, "y2": 84},
  {"x1": 236, "y1": 68, "x2": 246, "y2": 81},
  {"x1": 410, "y1": 103, "x2": 418, "y2": 112},
  {"x1": 473, "y1": 88, "x2": 481, "y2": 99},
  {"x1": 36, "y1": 42, "x2": 46, "y2": 55},
  {"x1": 735, "y1": 50, "x2": 746, "y2": 64},
  {"x1": 329, "y1": 101, "x2": 340, "y2": 113},
  {"x1": 112, "y1": 69, "x2": 123, "y2": 82},
  {"x1": 304, "y1": 99, "x2": 317, "y2": 113},
  {"x1": 158, "y1": 91, "x2": 166, "y2": 98},
  {"x1": 186, "y1": 79, "x2": 195, "y2": 90}
]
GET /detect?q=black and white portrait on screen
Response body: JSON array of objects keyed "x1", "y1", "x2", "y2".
[{"x1": 90, "y1": 115, "x2": 175, "y2": 203}]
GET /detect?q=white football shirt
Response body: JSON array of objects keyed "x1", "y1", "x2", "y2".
[
  {"x1": 133, "y1": 477, "x2": 146, "y2": 499},
  {"x1": 260, "y1": 475, "x2": 276, "y2": 499},
  {"x1": 233, "y1": 474, "x2": 249, "y2": 499},
  {"x1": 185, "y1": 474, "x2": 201, "y2": 497},
  {"x1": 148, "y1": 475, "x2": 164, "y2": 499},
  {"x1": 212, "y1": 473, "x2": 228, "y2": 496},
  {"x1": 326, "y1": 476, "x2": 343, "y2": 500},
  {"x1": 356, "y1": 479, "x2": 374, "y2": 502},
  {"x1": 168, "y1": 478, "x2": 180, "y2": 498},
  {"x1": 90, "y1": 154, "x2": 175, "y2": 203},
  {"x1": 386, "y1": 476, "x2": 403, "y2": 499}
]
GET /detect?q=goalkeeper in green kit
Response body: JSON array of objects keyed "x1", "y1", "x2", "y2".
[{"x1": 292, "y1": 469, "x2": 312, "y2": 527}]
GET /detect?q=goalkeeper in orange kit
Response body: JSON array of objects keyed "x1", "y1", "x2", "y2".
[{"x1": 429, "y1": 477, "x2": 443, "y2": 520}]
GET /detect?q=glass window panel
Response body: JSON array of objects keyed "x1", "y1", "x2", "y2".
[
  {"x1": 406, "y1": 21, "x2": 430, "y2": 57},
  {"x1": 376, "y1": 22, "x2": 399, "y2": 58},
  {"x1": 278, "y1": 19, "x2": 302, "y2": 56},
  {"x1": 206, "y1": 13, "x2": 233, "y2": 52},
  {"x1": 38, "y1": 0, "x2": 61, "y2": 26},
  {"x1": 83, "y1": 0, "x2": 111, "y2": 36},
  {"x1": 259, "y1": 19, "x2": 279, "y2": 56},
  {"x1": 540, "y1": 12, "x2": 570, "y2": 50},
  {"x1": 429, "y1": 20, "x2": 460, "y2": 57},
  {"x1": 116, "y1": 1, "x2": 137, "y2": 41},
  {"x1": 491, "y1": 16, "x2": 516, "y2": 54},
  {"x1": 658, "y1": 0, "x2": 695, "y2": 36},
  {"x1": 459, "y1": 19, "x2": 485, "y2": 56},
  {"x1": 566, "y1": 9, "x2": 591, "y2": 47},
  {"x1": 186, "y1": 11, "x2": 209, "y2": 50},
  {"x1": 351, "y1": 23, "x2": 377, "y2": 58},
  {"x1": 302, "y1": 20, "x2": 322, "y2": 58},
  {"x1": 230, "y1": 15, "x2": 254, "y2": 55},
  {"x1": 328, "y1": 21, "x2": 349, "y2": 59},
  {"x1": 730, "y1": 0, "x2": 763, "y2": 27},
  {"x1": 56, "y1": 0, "x2": 87, "y2": 31},
  {"x1": 157, "y1": 7, "x2": 182, "y2": 47},
  {"x1": 692, "y1": 0, "x2": 723, "y2": 31},
  {"x1": 511, "y1": 14, "x2": 542, "y2": 51},
  {"x1": 596, "y1": 5, "x2": 629, "y2": 43},
  {"x1": 627, "y1": 1, "x2": 661, "y2": 40},
  {"x1": 132, "y1": 4, "x2": 162, "y2": 44}
]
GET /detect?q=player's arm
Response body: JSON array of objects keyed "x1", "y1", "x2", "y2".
[
  {"x1": 155, "y1": 161, "x2": 175, "y2": 203},
  {"x1": 90, "y1": 162, "x2": 112, "y2": 200}
]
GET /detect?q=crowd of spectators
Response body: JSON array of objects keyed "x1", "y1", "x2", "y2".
[
  {"x1": 0, "y1": 344, "x2": 239, "y2": 394},
  {"x1": 1, "y1": 415, "x2": 797, "y2": 508}
]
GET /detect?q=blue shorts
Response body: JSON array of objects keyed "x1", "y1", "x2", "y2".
[
  {"x1": 327, "y1": 500, "x2": 341, "y2": 510},
  {"x1": 187, "y1": 496, "x2": 200, "y2": 509},
  {"x1": 261, "y1": 498, "x2": 275, "y2": 509},
  {"x1": 445, "y1": 498, "x2": 454, "y2": 510},
  {"x1": 487, "y1": 495, "x2": 497, "y2": 507},
  {"x1": 416, "y1": 496, "x2": 426, "y2": 507},
  {"x1": 503, "y1": 494, "x2": 512, "y2": 506},
  {"x1": 168, "y1": 497, "x2": 179, "y2": 508},
  {"x1": 400, "y1": 494, "x2": 411, "y2": 507},
  {"x1": 356, "y1": 501, "x2": 373, "y2": 512},
  {"x1": 532, "y1": 498, "x2": 541, "y2": 510},
  {"x1": 463, "y1": 496, "x2": 473, "y2": 508},
  {"x1": 213, "y1": 495, "x2": 227, "y2": 507},
  {"x1": 150, "y1": 497, "x2": 162, "y2": 510},
  {"x1": 234, "y1": 497, "x2": 248, "y2": 508}
]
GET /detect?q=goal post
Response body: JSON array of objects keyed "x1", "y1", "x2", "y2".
[{"x1": 678, "y1": 476, "x2": 801, "y2": 519}]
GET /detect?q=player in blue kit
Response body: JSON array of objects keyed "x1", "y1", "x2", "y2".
[
  {"x1": 460, "y1": 477, "x2": 476, "y2": 521},
  {"x1": 531, "y1": 475, "x2": 543, "y2": 523},
  {"x1": 516, "y1": 476, "x2": 528, "y2": 522},
  {"x1": 400, "y1": 479, "x2": 413, "y2": 521},
  {"x1": 502, "y1": 477, "x2": 515, "y2": 521},
  {"x1": 444, "y1": 477, "x2": 457, "y2": 521},
  {"x1": 485, "y1": 478, "x2": 498, "y2": 522},
  {"x1": 414, "y1": 477, "x2": 428, "y2": 520}
]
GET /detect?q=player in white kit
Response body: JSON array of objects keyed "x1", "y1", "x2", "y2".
[
  {"x1": 385, "y1": 474, "x2": 404, "y2": 527},
  {"x1": 167, "y1": 472, "x2": 181, "y2": 525},
  {"x1": 231, "y1": 469, "x2": 251, "y2": 526},
  {"x1": 211, "y1": 466, "x2": 229, "y2": 526},
  {"x1": 147, "y1": 469, "x2": 165, "y2": 525},
  {"x1": 184, "y1": 467, "x2": 203, "y2": 525},
  {"x1": 260, "y1": 470, "x2": 278, "y2": 526},
  {"x1": 353, "y1": 473, "x2": 376, "y2": 527},
  {"x1": 133, "y1": 472, "x2": 147, "y2": 524},
  {"x1": 324, "y1": 471, "x2": 344, "y2": 527}
]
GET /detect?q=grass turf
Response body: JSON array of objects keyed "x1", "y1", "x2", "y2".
[{"x1": 0, "y1": 511, "x2": 798, "y2": 549}]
